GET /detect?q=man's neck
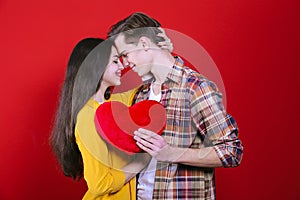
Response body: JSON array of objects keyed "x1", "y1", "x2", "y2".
[{"x1": 151, "y1": 51, "x2": 175, "y2": 84}]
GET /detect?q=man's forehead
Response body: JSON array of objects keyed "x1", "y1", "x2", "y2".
[
  {"x1": 114, "y1": 34, "x2": 136, "y2": 54},
  {"x1": 115, "y1": 34, "x2": 126, "y2": 45}
]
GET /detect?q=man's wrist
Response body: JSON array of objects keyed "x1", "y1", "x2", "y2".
[{"x1": 167, "y1": 146, "x2": 186, "y2": 163}]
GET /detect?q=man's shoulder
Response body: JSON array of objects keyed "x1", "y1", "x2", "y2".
[
  {"x1": 174, "y1": 56, "x2": 209, "y2": 83},
  {"x1": 181, "y1": 65, "x2": 209, "y2": 84}
]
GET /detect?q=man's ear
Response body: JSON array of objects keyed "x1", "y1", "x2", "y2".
[{"x1": 139, "y1": 36, "x2": 151, "y2": 51}]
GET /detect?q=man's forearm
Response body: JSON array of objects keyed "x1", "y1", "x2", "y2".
[{"x1": 169, "y1": 146, "x2": 223, "y2": 167}]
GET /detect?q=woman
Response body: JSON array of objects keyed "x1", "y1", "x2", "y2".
[
  {"x1": 50, "y1": 38, "x2": 148, "y2": 200},
  {"x1": 50, "y1": 34, "x2": 172, "y2": 199}
]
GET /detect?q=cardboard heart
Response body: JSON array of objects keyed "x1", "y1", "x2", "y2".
[{"x1": 94, "y1": 100, "x2": 166, "y2": 154}]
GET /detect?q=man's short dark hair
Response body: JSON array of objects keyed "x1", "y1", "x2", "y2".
[{"x1": 108, "y1": 12, "x2": 164, "y2": 45}]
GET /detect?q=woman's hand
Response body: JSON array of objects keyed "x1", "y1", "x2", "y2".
[
  {"x1": 157, "y1": 27, "x2": 173, "y2": 52},
  {"x1": 122, "y1": 152, "x2": 151, "y2": 183}
]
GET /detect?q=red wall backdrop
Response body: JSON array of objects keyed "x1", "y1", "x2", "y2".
[{"x1": 1, "y1": 0, "x2": 299, "y2": 199}]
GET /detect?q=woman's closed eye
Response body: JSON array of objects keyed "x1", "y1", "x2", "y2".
[{"x1": 112, "y1": 58, "x2": 120, "y2": 64}]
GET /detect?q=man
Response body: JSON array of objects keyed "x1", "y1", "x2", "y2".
[{"x1": 108, "y1": 12, "x2": 243, "y2": 200}]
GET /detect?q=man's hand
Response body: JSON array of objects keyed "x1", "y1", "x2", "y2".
[{"x1": 134, "y1": 128, "x2": 223, "y2": 167}]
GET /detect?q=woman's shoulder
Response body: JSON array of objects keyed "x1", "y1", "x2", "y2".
[
  {"x1": 110, "y1": 85, "x2": 141, "y2": 106},
  {"x1": 76, "y1": 98, "x2": 98, "y2": 127}
]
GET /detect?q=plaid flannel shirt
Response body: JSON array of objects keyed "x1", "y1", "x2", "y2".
[{"x1": 133, "y1": 57, "x2": 243, "y2": 199}]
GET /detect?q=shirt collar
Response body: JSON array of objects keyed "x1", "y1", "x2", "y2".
[{"x1": 166, "y1": 56, "x2": 184, "y2": 84}]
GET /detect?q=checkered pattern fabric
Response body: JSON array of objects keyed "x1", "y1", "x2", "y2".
[{"x1": 133, "y1": 57, "x2": 243, "y2": 199}]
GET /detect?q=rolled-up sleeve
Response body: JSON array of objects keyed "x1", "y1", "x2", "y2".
[{"x1": 191, "y1": 80, "x2": 244, "y2": 167}]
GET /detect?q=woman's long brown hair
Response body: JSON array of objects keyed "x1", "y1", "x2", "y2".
[{"x1": 50, "y1": 38, "x2": 113, "y2": 179}]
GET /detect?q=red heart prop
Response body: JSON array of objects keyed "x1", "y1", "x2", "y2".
[{"x1": 94, "y1": 100, "x2": 166, "y2": 154}]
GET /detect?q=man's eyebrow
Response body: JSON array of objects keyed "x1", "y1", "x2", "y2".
[{"x1": 119, "y1": 50, "x2": 126, "y2": 56}]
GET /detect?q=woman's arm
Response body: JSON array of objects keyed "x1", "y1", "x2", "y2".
[
  {"x1": 77, "y1": 137, "x2": 126, "y2": 196},
  {"x1": 122, "y1": 153, "x2": 151, "y2": 183}
]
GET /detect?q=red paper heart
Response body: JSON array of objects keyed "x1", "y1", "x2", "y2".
[{"x1": 94, "y1": 100, "x2": 166, "y2": 154}]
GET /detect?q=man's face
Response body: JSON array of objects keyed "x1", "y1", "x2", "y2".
[{"x1": 114, "y1": 34, "x2": 152, "y2": 78}]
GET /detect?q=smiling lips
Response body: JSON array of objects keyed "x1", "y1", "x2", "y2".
[{"x1": 115, "y1": 70, "x2": 122, "y2": 78}]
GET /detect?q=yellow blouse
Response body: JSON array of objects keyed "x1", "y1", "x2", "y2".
[{"x1": 75, "y1": 87, "x2": 139, "y2": 200}]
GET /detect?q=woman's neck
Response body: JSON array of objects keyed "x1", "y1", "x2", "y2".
[{"x1": 94, "y1": 85, "x2": 107, "y2": 103}]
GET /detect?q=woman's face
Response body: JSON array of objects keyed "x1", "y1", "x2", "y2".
[{"x1": 102, "y1": 46, "x2": 124, "y2": 87}]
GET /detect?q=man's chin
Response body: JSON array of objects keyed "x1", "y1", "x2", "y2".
[
  {"x1": 141, "y1": 75, "x2": 152, "y2": 82},
  {"x1": 141, "y1": 72, "x2": 153, "y2": 79}
]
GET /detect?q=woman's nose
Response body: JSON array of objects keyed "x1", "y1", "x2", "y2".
[{"x1": 118, "y1": 62, "x2": 124, "y2": 70}]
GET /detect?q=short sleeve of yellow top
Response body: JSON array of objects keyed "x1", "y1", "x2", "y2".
[{"x1": 75, "y1": 87, "x2": 139, "y2": 200}]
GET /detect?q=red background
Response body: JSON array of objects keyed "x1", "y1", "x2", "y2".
[{"x1": 1, "y1": 0, "x2": 299, "y2": 199}]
